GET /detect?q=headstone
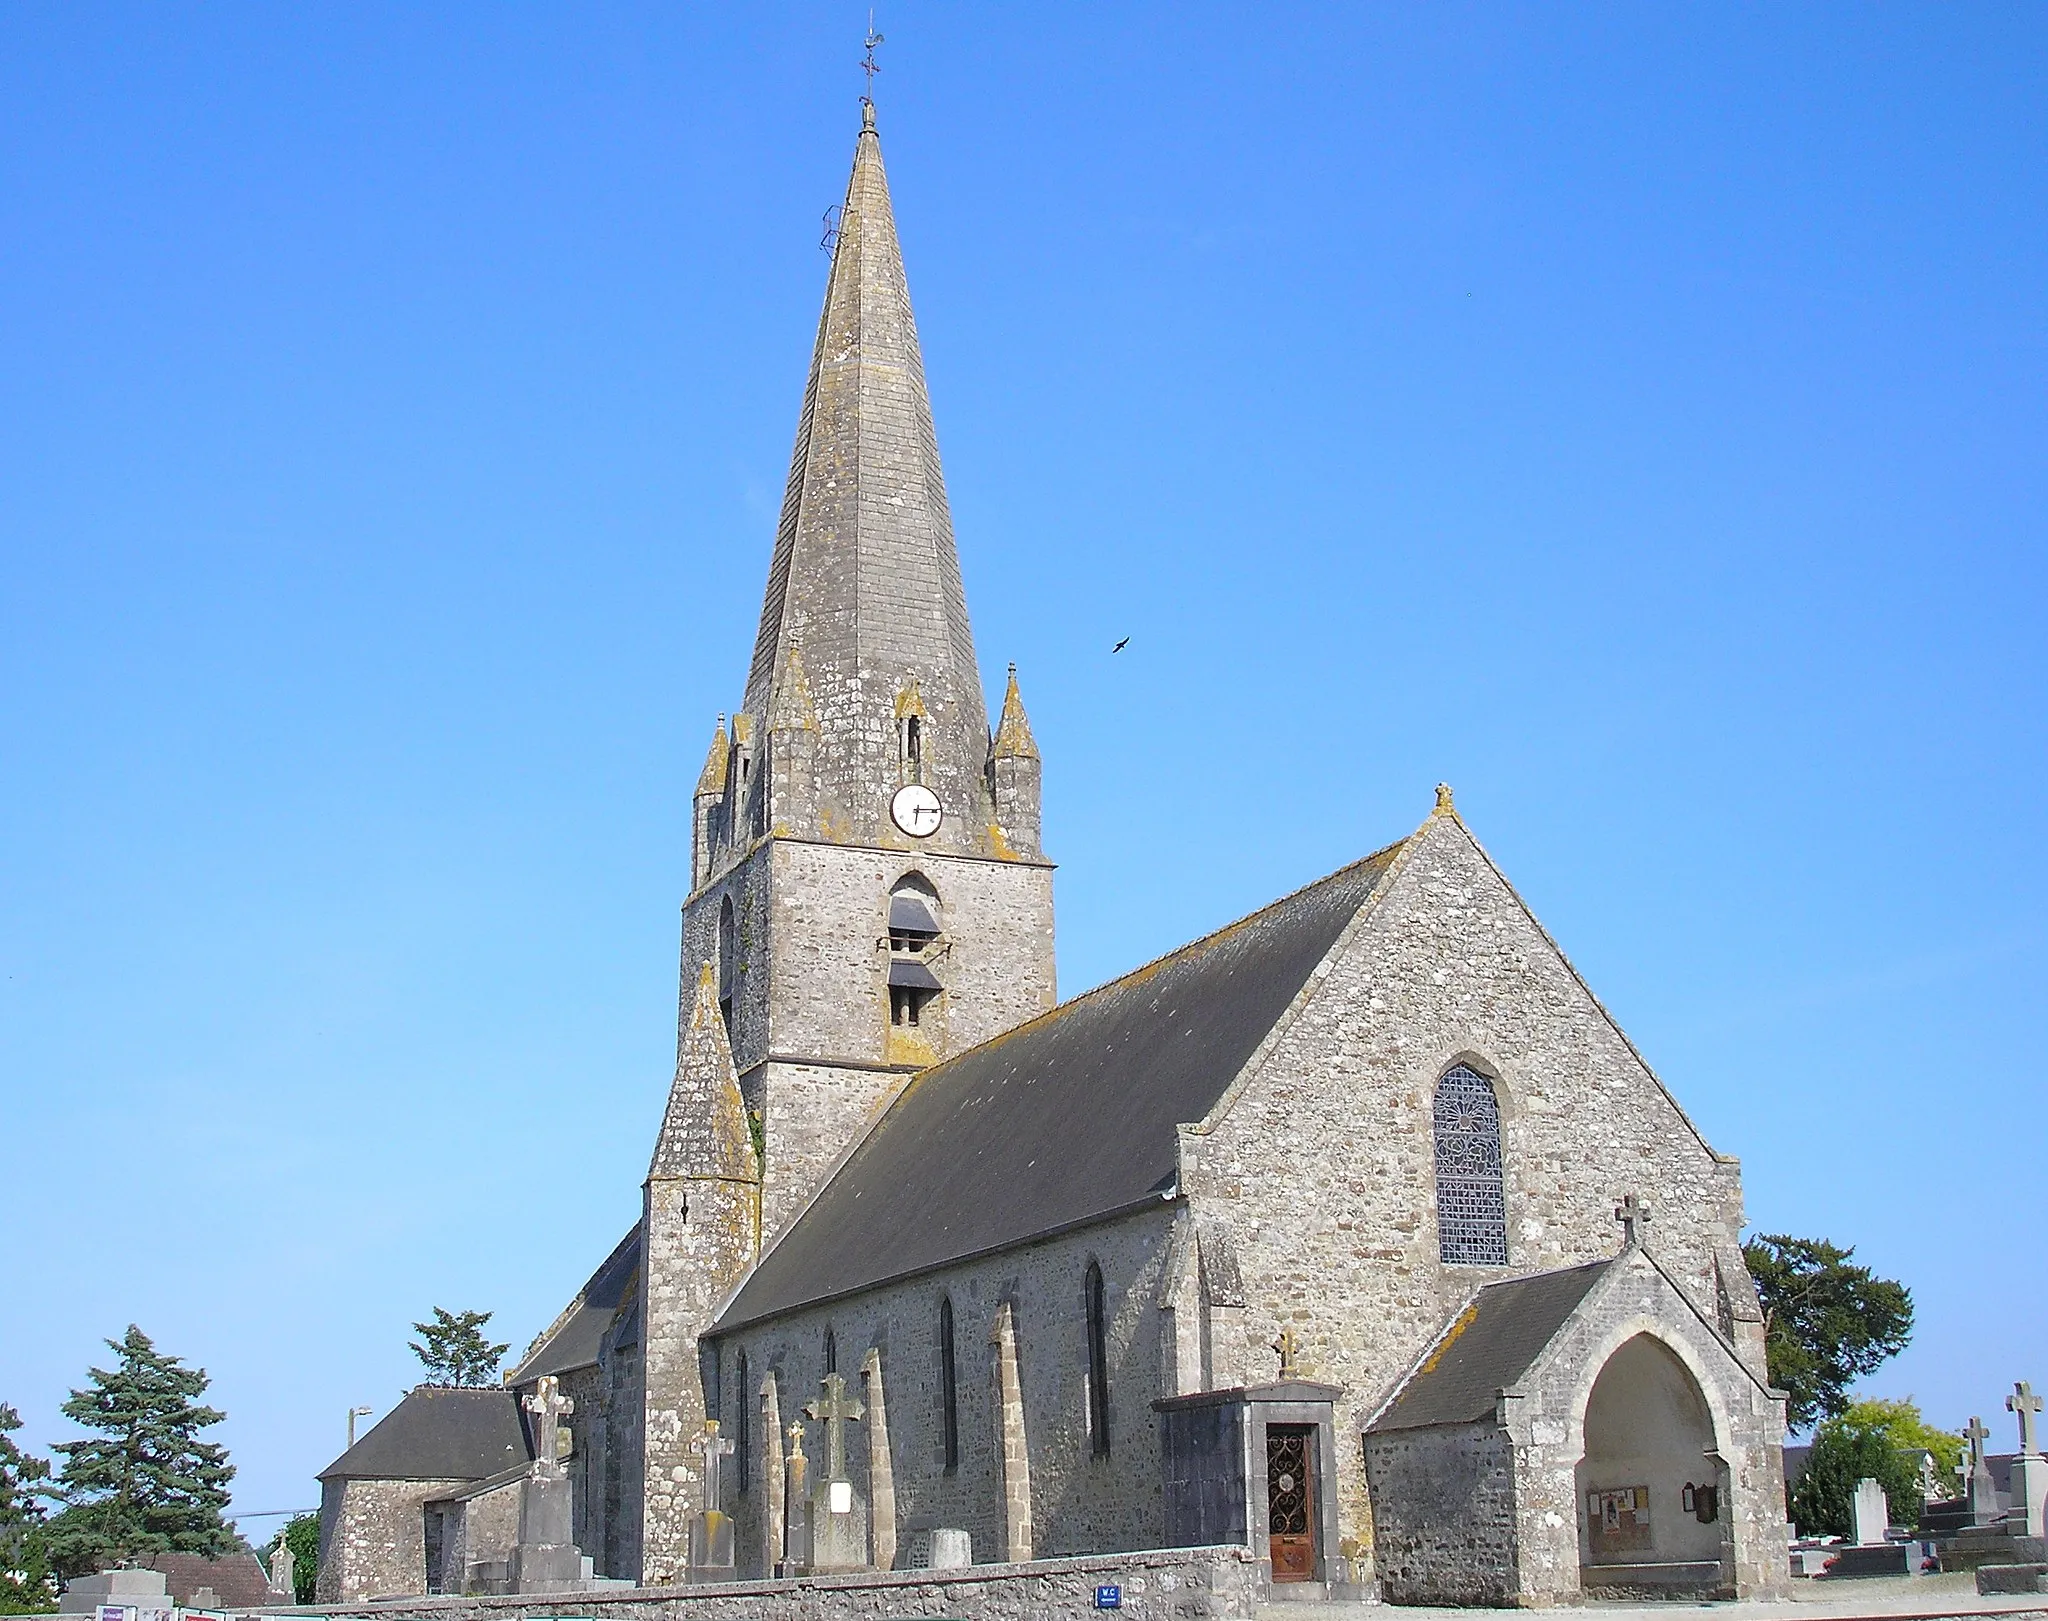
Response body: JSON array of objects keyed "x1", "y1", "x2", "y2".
[
  {"x1": 803, "y1": 1372, "x2": 870, "y2": 1572},
  {"x1": 266, "y1": 1542, "x2": 295, "y2": 1600},
  {"x1": 1853, "y1": 1477, "x2": 1890, "y2": 1546},
  {"x1": 781, "y1": 1420, "x2": 811, "y2": 1576},
  {"x1": 57, "y1": 1570, "x2": 169, "y2": 1614},
  {"x1": 2011, "y1": 1383, "x2": 2047, "y2": 1540},
  {"x1": 929, "y1": 1528, "x2": 972, "y2": 1568},
  {"x1": 1965, "y1": 1416, "x2": 2002, "y2": 1527},
  {"x1": 685, "y1": 1421, "x2": 736, "y2": 1582},
  {"x1": 508, "y1": 1376, "x2": 587, "y2": 1593}
]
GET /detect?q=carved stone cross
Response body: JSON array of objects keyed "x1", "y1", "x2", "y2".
[
  {"x1": 1964, "y1": 1415, "x2": 1992, "y2": 1469},
  {"x1": 2011, "y1": 1382, "x2": 2043, "y2": 1456},
  {"x1": 1273, "y1": 1325, "x2": 1301, "y2": 1381},
  {"x1": 688, "y1": 1420, "x2": 735, "y2": 1514},
  {"x1": 1614, "y1": 1194, "x2": 1652, "y2": 1248},
  {"x1": 524, "y1": 1375, "x2": 573, "y2": 1472},
  {"x1": 803, "y1": 1371, "x2": 865, "y2": 1482}
]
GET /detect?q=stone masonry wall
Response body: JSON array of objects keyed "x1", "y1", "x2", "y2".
[
  {"x1": 1180, "y1": 809, "x2": 1755, "y2": 1572},
  {"x1": 1506, "y1": 1250, "x2": 1790, "y2": 1604},
  {"x1": 677, "y1": 836, "x2": 1053, "y2": 1244},
  {"x1": 267, "y1": 1544, "x2": 1255, "y2": 1621},
  {"x1": 1364, "y1": 1421, "x2": 1519, "y2": 1606},
  {"x1": 318, "y1": 1477, "x2": 469, "y2": 1603},
  {"x1": 712, "y1": 1205, "x2": 1177, "y2": 1577}
]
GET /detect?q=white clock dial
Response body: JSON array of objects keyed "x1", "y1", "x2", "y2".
[{"x1": 890, "y1": 783, "x2": 943, "y2": 838}]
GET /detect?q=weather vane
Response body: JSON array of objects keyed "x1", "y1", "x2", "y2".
[{"x1": 861, "y1": 11, "x2": 884, "y2": 106}]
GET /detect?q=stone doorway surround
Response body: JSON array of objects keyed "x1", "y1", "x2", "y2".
[{"x1": 1156, "y1": 1380, "x2": 1346, "y2": 1597}]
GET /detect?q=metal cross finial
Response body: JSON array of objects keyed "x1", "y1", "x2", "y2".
[
  {"x1": 860, "y1": 12, "x2": 884, "y2": 106},
  {"x1": 2010, "y1": 1382, "x2": 2044, "y2": 1456},
  {"x1": 1614, "y1": 1194, "x2": 1651, "y2": 1248},
  {"x1": 1273, "y1": 1326, "x2": 1302, "y2": 1381}
]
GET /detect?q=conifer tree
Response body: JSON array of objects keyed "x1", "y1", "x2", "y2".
[
  {"x1": 0, "y1": 1403, "x2": 56, "y2": 1612},
  {"x1": 41, "y1": 1327, "x2": 237, "y2": 1577},
  {"x1": 409, "y1": 1309, "x2": 509, "y2": 1388}
]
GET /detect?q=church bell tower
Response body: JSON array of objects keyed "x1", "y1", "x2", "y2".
[{"x1": 638, "y1": 99, "x2": 1056, "y2": 1583}]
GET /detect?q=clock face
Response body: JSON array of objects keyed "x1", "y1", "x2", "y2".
[{"x1": 890, "y1": 783, "x2": 943, "y2": 838}]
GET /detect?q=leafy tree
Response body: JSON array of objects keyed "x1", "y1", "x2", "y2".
[
  {"x1": 1743, "y1": 1234, "x2": 1912, "y2": 1431},
  {"x1": 264, "y1": 1513, "x2": 319, "y2": 1605},
  {"x1": 409, "y1": 1309, "x2": 508, "y2": 1388},
  {"x1": 1792, "y1": 1399, "x2": 1945, "y2": 1536},
  {"x1": 0, "y1": 1403, "x2": 56, "y2": 1612},
  {"x1": 40, "y1": 1327, "x2": 238, "y2": 1577}
]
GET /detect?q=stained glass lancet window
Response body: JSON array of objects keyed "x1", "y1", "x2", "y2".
[{"x1": 1434, "y1": 1063, "x2": 1508, "y2": 1265}]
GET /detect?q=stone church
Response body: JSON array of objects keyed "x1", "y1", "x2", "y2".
[{"x1": 317, "y1": 103, "x2": 1791, "y2": 1608}]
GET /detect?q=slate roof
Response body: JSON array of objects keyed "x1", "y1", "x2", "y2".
[
  {"x1": 1370, "y1": 1259, "x2": 1611, "y2": 1433},
  {"x1": 317, "y1": 1385, "x2": 531, "y2": 1482},
  {"x1": 509, "y1": 1227, "x2": 642, "y2": 1386},
  {"x1": 146, "y1": 1554, "x2": 276, "y2": 1609},
  {"x1": 714, "y1": 844, "x2": 1406, "y2": 1333}
]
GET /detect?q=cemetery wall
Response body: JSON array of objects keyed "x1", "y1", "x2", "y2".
[
  {"x1": 267, "y1": 1543, "x2": 1255, "y2": 1621},
  {"x1": 710, "y1": 1203, "x2": 1177, "y2": 1576},
  {"x1": 1364, "y1": 1420, "x2": 1518, "y2": 1606},
  {"x1": 318, "y1": 1478, "x2": 471, "y2": 1604},
  {"x1": 1180, "y1": 809, "x2": 1761, "y2": 1565}
]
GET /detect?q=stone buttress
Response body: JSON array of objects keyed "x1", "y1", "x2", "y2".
[{"x1": 640, "y1": 966, "x2": 760, "y2": 1584}]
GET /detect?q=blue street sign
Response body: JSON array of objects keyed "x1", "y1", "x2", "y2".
[{"x1": 1094, "y1": 1585, "x2": 1122, "y2": 1609}]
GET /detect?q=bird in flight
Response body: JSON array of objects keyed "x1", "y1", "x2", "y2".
[{"x1": 1111, "y1": 636, "x2": 1131, "y2": 653}]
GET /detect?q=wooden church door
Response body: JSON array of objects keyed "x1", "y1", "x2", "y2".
[{"x1": 1266, "y1": 1424, "x2": 1316, "y2": 1581}]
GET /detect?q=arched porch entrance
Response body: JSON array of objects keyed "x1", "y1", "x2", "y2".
[{"x1": 1576, "y1": 1333, "x2": 1734, "y2": 1598}]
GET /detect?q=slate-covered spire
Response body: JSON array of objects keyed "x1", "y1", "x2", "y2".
[{"x1": 742, "y1": 102, "x2": 991, "y2": 852}]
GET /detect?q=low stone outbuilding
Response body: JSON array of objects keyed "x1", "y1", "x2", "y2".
[
  {"x1": 316, "y1": 1386, "x2": 530, "y2": 1601},
  {"x1": 1365, "y1": 1247, "x2": 1789, "y2": 1605}
]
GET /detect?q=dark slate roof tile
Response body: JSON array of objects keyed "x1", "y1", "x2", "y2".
[
  {"x1": 715, "y1": 844, "x2": 1405, "y2": 1332},
  {"x1": 317, "y1": 1385, "x2": 530, "y2": 1482},
  {"x1": 1370, "y1": 1260, "x2": 1612, "y2": 1433}
]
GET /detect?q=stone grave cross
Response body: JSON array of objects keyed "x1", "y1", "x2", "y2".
[
  {"x1": 1614, "y1": 1194, "x2": 1652, "y2": 1248},
  {"x1": 803, "y1": 1372, "x2": 865, "y2": 1482},
  {"x1": 1964, "y1": 1415, "x2": 1991, "y2": 1469},
  {"x1": 2010, "y1": 1382, "x2": 2043, "y2": 1456},
  {"x1": 689, "y1": 1420, "x2": 735, "y2": 1514},
  {"x1": 524, "y1": 1375, "x2": 573, "y2": 1474}
]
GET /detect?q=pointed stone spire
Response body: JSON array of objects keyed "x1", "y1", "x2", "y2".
[
  {"x1": 989, "y1": 664, "x2": 1043, "y2": 860},
  {"x1": 742, "y1": 104, "x2": 991, "y2": 851},
  {"x1": 649, "y1": 965, "x2": 758, "y2": 1183},
  {"x1": 697, "y1": 718, "x2": 731, "y2": 796},
  {"x1": 992, "y1": 664, "x2": 1039, "y2": 761}
]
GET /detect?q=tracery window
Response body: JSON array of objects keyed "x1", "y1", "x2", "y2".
[
  {"x1": 1085, "y1": 1261, "x2": 1111, "y2": 1458},
  {"x1": 1434, "y1": 1063, "x2": 1508, "y2": 1265}
]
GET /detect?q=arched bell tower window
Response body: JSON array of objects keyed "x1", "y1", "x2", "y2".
[
  {"x1": 886, "y1": 874, "x2": 943, "y2": 1030},
  {"x1": 717, "y1": 897, "x2": 738, "y2": 1039},
  {"x1": 1434, "y1": 1063, "x2": 1508, "y2": 1265}
]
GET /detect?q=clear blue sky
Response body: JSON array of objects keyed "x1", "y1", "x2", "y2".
[{"x1": 2, "y1": 4, "x2": 2042, "y2": 1529}]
